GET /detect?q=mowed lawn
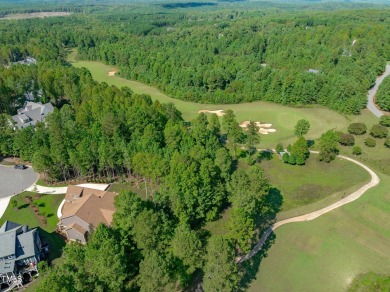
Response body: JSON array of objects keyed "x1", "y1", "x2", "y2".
[
  {"x1": 68, "y1": 51, "x2": 390, "y2": 292},
  {"x1": 261, "y1": 155, "x2": 370, "y2": 215},
  {"x1": 0, "y1": 192, "x2": 65, "y2": 260},
  {"x1": 68, "y1": 52, "x2": 375, "y2": 148},
  {"x1": 249, "y1": 172, "x2": 390, "y2": 292},
  {"x1": 206, "y1": 154, "x2": 370, "y2": 235}
]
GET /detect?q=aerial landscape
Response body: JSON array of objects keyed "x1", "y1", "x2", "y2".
[{"x1": 0, "y1": 0, "x2": 389, "y2": 291}]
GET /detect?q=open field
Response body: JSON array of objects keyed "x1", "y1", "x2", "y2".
[
  {"x1": 249, "y1": 172, "x2": 390, "y2": 292},
  {"x1": 339, "y1": 133, "x2": 390, "y2": 175},
  {"x1": 0, "y1": 191, "x2": 65, "y2": 261},
  {"x1": 68, "y1": 52, "x2": 379, "y2": 148},
  {"x1": 0, "y1": 12, "x2": 72, "y2": 20},
  {"x1": 68, "y1": 51, "x2": 390, "y2": 291},
  {"x1": 107, "y1": 182, "x2": 148, "y2": 200},
  {"x1": 205, "y1": 153, "x2": 371, "y2": 235},
  {"x1": 261, "y1": 155, "x2": 370, "y2": 212}
]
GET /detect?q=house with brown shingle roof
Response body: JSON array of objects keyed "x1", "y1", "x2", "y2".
[{"x1": 57, "y1": 186, "x2": 118, "y2": 243}]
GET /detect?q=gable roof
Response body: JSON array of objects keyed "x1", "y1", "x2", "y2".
[
  {"x1": 11, "y1": 102, "x2": 54, "y2": 129},
  {"x1": 66, "y1": 223, "x2": 87, "y2": 235},
  {"x1": 0, "y1": 221, "x2": 21, "y2": 233},
  {"x1": 61, "y1": 186, "x2": 118, "y2": 228},
  {"x1": 0, "y1": 221, "x2": 39, "y2": 274}
]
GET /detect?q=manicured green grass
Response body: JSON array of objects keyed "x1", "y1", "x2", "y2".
[
  {"x1": 68, "y1": 50, "x2": 390, "y2": 292},
  {"x1": 0, "y1": 192, "x2": 65, "y2": 261},
  {"x1": 261, "y1": 155, "x2": 370, "y2": 213},
  {"x1": 348, "y1": 272, "x2": 390, "y2": 291},
  {"x1": 107, "y1": 182, "x2": 148, "y2": 200},
  {"x1": 204, "y1": 207, "x2": 232, "y2": 237},
  {"x1": 339, "y1": 133, "x2": 390, "y2": 175},
  {"x1": 36, "y1": 178, "x2": 68, "y2": 187},
  {"x1": 205, "y1": 154, "x2": 370, "y2": 236},
  {"x1": 68, "y1": 51, "x2": 378, "y2": 148},
  {"x1": 248, "y1": 171, "x2": 390, "y2": 292}
]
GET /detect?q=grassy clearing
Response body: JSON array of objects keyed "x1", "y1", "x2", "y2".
[
  {"x1": 261, "y1": 155, "x2": 370, "y2": 212},
  {"x1": 68, "y1": 52, "x2": 378, "y2": 148},
  {"x1": 339, "y1": 133, "x2": 390, "y2": 175},
  {"x1": 248, "y1": 170, "x2": 390, "y2": 292},
  {"x1": 36, "y1": 178, "x2": 68, "y2": 187},
  {"x1": 348, "y1": 272, "x2": 390, "y2": 291},
  {"x1": 68, "y1": 50, "x2": 390, "y2": 292},
  {"x1": 108, "y1": 182, "x2": 148, "y2": 200},
  {"x1": 204, "y1": 207, "x2": 232, "y2": 237},
  {"x1": 204, "y1": 154, "x2": 371, "y2": 238},
  {"x1": 0, "y1": 192, "x2": 65, "y2": 261}
]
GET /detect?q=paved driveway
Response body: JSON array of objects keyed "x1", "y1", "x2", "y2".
[{"x1": 0, "y1": 165, "x2": 38, "y2": 198}]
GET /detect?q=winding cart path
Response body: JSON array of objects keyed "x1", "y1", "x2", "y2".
[
  {"x1": 238, "y1": 152, "x2": 380, "y2": 263},
  {"x1": 367, "y1": 64, "x2": 390, "y2": 117}
]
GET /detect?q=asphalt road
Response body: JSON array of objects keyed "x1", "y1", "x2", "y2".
[
  {"x1": 367, "y1": 64, "x2": 390, "y2": 117},
  {"x1": 0, "y1": 165, "x2": 38, "y2": 198},
  {"x1": 238, "y1": 152, "x2": 379, "y2": 263}
]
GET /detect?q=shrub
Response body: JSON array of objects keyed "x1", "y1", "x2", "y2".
[
  {"x1": 370, "y1": 124, "x2": 388, "y2": 138},
  {"x1": 379, "y1": 116, "x2": 390, "y2": 127},
  {"x1": 385, "y1": 137, "x2": 390, "y2": 148},
  {"x1": 339, "y1": 133, "x2": 355, "y2": 146},
  {"x1": 282, "y1": 152, "x2": 289, "y2": 163},
  {"x1": 275, "y1": 143, "x2": 284, "y2": 153},
  {"x1": 352, "y1": 145, "x2": 362, "y2": 155},
  {"x1": 348, "y1": 123, "x2": 367, "y2": 135},
  {"x1": 295, "y1": 156, "x2": 305, "y2": 165},
  {"x1": 10, "y1": 199, "x2": 17, "y2": 209},
  {"x1": 288, "y1": 154, "x2": 296, "y2": 165},
  {"x1": 365, "y1": 137, "x2": 376, "y2": 147}
]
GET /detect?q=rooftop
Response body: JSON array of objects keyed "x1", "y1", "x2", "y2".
[
  {"x1": 61, "y1": 186, "x2": 118, "y2": 228},
  {"x1": 11, "y1": 102, "x2": 54, "y2": 129},
  {"x1": 0, "y1": 221, "x2": 39, "y2": 275}
]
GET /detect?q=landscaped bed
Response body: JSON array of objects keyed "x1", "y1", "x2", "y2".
[{"x1": 0, "y1": 191, "x2": 65, "y2": 261}]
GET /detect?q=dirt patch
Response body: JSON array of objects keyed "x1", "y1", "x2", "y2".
[
  {"x1": 1, "y1": 12, "x2": 72, "y2": 20},
  {"x1": 239, "y1": 121, "x2": 277, "y2": 135},
  {"x1": 108, "y1": 70, "x2": 118, "y2": 76},
  {"x1": 198, "y1": 109, "x2": 225, "y2": 116}
]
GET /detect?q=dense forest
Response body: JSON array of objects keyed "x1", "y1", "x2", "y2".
[
  {"x1": 0, "y1": 2, "x2": 389, "y2": 290},
  {"x1": 0, "y1": 54, "x2": 279, "y2": 291},
  {"x1": 0, "y1": 7, "x2": 390, "y2": 114},
  {"x1": 376, "y1": 75, "x2": 390, "y2": 111},
  {"x1": 76, "y1": 10, "x2": 390, "y2": 115}
]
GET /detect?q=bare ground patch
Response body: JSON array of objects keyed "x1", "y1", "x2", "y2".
[
  {"x1": 1, "y1": 12, "x2": 72, "y2": 20},
  {"x1": 108, "y1": 70, "x2": 118, "y2": 76},
  {"x1": 198, "y1": 109, "x2": 225, "y2": 116}
]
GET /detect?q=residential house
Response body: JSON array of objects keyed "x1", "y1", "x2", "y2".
[
  {"x1": 12, "y1": 57, "x2": 37, "y2": 66},
  {"x1": 58, "y1": 186, "x2": 118, "y2": 243},
  {"x1": 11, "y1": 101, "x2": 54, "y2": 129},
  {"x1": 0, "y1": 221, "x2": 42, "y2": 291}
]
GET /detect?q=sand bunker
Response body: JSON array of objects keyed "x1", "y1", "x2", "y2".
[
  {"x1": 239, "y1": 121, "x2": 277, "y2": 135},
  {"x1": 108, "y1": 70, "x2": 118, "y2": 76},
  {"x1": 198, "y1": 110, "x2": 225, "y2": 117}
]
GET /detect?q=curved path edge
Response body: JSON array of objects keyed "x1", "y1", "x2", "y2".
[
  {"x1": 238, "y1": 152, "x2": 380, "y2": 263},
  {"x1": 367, "y1": 63, "x2": 390, "y2": 118}
]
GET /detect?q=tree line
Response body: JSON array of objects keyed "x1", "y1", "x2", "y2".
[
  {"x1": 1, "y1": 8, "x2": 390, "y2": 114},
  {"x1": 0, "y1": 59, "x2": 281, "y2": 290}
]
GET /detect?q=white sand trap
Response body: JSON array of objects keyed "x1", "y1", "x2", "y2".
[
  {"x1": 108, "y1": 70, "x2": 118, "y2": 76},
  {"x1": 259, "y1": 128, "x2": 269, "y2": 135},
  {"x1": 198, "y1": 110, "x2": 225, "y2": 117},
  {"x1": 239, "y1": 121, "x2": 277, "y2": 135}
]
